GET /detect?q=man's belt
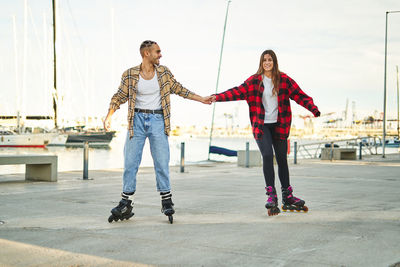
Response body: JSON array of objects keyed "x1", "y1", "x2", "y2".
[{"x1": 134, "y1": 108, "x2": 163, "y2": 115}]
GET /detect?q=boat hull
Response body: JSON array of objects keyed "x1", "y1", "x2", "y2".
[
  {"x1": 0, "y1": 133, "x2": 49, "y2": 147},
  {"x1": 66, "y1": 131, "x2": 115, "y2": 144}
]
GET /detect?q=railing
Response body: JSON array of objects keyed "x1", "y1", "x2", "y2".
[{"x1": 291, "y1": 136, "x2": 382, "y2": 163}]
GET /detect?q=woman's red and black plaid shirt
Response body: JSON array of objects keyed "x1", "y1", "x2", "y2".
[{"x1": 214, "y1": 72, "x2": 320, "y2": 140}]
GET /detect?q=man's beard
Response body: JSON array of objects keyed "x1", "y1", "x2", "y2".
[{"x1": 152, "y1": 58, "x2": 160, "y2": 66}]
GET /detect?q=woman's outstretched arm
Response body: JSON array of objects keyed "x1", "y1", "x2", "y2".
[{"x1": 287, "y1": 76, "x2": 320, "y2": 117}]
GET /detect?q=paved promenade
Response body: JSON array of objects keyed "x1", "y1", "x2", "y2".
[{"x1": 1, "y1": 155, "x2": 400, "y2": 266}]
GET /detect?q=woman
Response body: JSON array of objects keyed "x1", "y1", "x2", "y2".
[{"x1": 211, "y1": 50, "x2": 320, "y2": 216}]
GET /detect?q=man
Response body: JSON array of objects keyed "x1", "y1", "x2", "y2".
[{"x1": 104, "y1": 40, "x2": 212, "y2": 223}]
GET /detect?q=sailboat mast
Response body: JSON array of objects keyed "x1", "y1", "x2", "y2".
[
  {"x1": 208, "y1": 0, "x2": 231, "y2": 160},
  {"x1": 397, "y1": 65, "x2": 399, "y2": 138},
  {"x1": 52, "y1": 0, "x2": 58, "y2": 128},
  {"x1": 12, "y1": 15, "x2": 21, "y2": 133}
]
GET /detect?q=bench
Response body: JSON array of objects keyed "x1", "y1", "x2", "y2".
[
  {"x1": 237, "y1": 150, "x2": 262, "y2": 167},
  {"x1": 321, "y1": 148, "x2": 357, "y2": 160},
  {"x1": 0, "y1": 155, "x2": 58, "y2": 182}
]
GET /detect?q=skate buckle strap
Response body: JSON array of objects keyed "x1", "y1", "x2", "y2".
[
  {"x1": 287, "y1": 193, "x2": 299, "y2": 201},
  {"x1": 265, "y1": 186, "x2": 275, "y2": 193}
]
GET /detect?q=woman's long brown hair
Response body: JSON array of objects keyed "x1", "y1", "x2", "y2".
[{"x1": 256, "y1": 50, "x2": 281, "y2": 95}]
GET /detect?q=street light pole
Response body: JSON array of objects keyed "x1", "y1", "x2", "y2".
[
  {"x1": 382, "y1": 11, "x2": 400, "y2": 158},
  {"x1": 52, "y1": 0, "x2": 58, "y2": 128}
]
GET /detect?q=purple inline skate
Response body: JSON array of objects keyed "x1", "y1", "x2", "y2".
[
  {"x1": 265, "y1": 186, "x2": 280, "y2": 216},
  {"x1": 281, "y1": 186, "x2": 308, "y2": 212}
]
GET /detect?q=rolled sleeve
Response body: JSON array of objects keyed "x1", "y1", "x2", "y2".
[{"x1": 108, "y1": 71, "x2": 129, "y2": 111}]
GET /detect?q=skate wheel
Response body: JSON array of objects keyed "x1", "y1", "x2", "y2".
[
  {"x1": 296, "y1": 209, "x2": 301, "y2": 212},
  {"x1": 168, "y1": 215, "x2": 173, "y2": 224},
  {"x1": 267, "y1": 207, "x2": 280, "y2": 216},
  {"x1": 108, "y1": 215, "x2": 114, "y2": 223},
  {"x1": 290, "y1": 209, "x2": 294, "y2": 212},
  {"x1": 127, "y1": 213, "x2": 134, "y2": 220},
  {"x1": 267, "y1": 210, "x2": 277, "y2": 216},
  {"x1": 303, "y1": 206, "x2": 309, "y2": 212}
]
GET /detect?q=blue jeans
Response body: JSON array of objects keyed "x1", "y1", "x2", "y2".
[{"x1": 122, "y1": 112, "x2": 170, "y2": 193}]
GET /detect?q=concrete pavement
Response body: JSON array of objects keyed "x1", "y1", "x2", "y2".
[{"x1": 0, "y1": 156, "x2": 400, "y2": 266}]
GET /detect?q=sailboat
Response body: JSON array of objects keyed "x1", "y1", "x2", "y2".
[
  {"x1": 0, "y1": 4, "x2": 58, "y2": 148},
  {"x1": 3, "y1": 1, "x2": 115, "y2": 147},
  {"x1": 50, "y1": 0, "x2": 115, "y2": 146}
]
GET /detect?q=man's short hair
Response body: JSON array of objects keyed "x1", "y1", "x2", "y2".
[{"x1": 140, "y1": 40, "x2": 157, "y2": 57}]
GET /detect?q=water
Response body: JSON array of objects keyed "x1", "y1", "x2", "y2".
[
  {"x1": 0, "y1": 132, "x2": 258, "y2": 174},
  {"x1": 1, "y1": 132, "x2": 397, "y2": 175}
]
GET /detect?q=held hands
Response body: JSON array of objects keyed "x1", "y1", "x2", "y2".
[
  {"x1": 200, "y1": 95, "x2": 216, "y2": 105},
  {"x1": 200, "y1": 95, "x2": 215, "y2": 105}
]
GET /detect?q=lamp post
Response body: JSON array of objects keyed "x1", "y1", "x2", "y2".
[{"x1": 383, "y1": 11, "x2": 400, "y2": 158}]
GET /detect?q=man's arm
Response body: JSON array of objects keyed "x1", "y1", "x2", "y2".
[
  {"x1": 104, "y1": 71, "x2": 129, "y2": 131},
  {"x1": 188, "y1": 94, "x2": 213, "y2": 104},
  {"x1": 166, "y1": 67, "x2": 212, "y2": 104}
]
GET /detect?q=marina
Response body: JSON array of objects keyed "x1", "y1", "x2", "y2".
[{"x1": 1, "y1": 0, "x2": 400, "y2": 266}]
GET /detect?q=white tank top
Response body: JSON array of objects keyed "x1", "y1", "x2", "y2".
[{"x1": 135, "y1": 72, "x2": 162, "y2": 110}]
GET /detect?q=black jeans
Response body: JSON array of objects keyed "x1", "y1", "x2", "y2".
[{"x1": 255, "y1": 123, "x2": 290, "y2": 189}]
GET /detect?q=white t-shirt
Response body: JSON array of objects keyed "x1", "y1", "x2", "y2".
[
  {"x1": 262, "y1": 75, "x2": 278, "y2": 123},
  {"x1": 135, "y1": 72, "x2": 162, "y2": 110}
]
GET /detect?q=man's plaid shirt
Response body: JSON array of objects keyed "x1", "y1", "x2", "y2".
[
  {"x1": 214, "y1": 72, "x2": 320, "y2": 140},
  {"x1": 109, "y1": 64, "x2": 194, "y2": 138}
]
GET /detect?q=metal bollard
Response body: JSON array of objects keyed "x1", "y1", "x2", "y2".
[
  {"x1": 180, "y1": 142, "x2": 185, "y2": 173},
  {"x1": 330, "y1": 142, "x2": 334, "y2": 161},
  {"x1": 294, "y1": 141, "x2": 297, "y2": 164},
  {"x1": 83, "y1": 141, "x2": 89, "y2": 180},
  {"x1": 359, "y1": 142, "x2": 362, "y2": 160},
  {"x1": 245, "y1": 142, "x2": 249, "y2": 168}
]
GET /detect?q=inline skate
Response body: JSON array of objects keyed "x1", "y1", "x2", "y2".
[
  {"x1": 161, "y1": 192, "x2": 175, "y2": 224},
  {"x1": 281, "y1": 186, "x2": 308, "y2": 212},
  {"x1": 265, "y1": 186, "x2": 280, "y2": 216},
  {"x1": 108, "y1": 196, "x2": 134, "y2": 223}
]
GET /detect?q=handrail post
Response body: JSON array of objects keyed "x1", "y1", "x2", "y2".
[
  {"x1": 245, "y1": 142, "x2": 249, "y2": 168},
  {"x1": 180, "y1": 142, "x2": 185, "y2": 173},
  {"x1": 83, "y1": 141, "x2": 89, "y2": 180}
]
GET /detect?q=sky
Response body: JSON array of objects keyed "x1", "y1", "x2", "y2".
[{"x1": 1, "y1": 0, "x2": 400, "y2": 129}]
